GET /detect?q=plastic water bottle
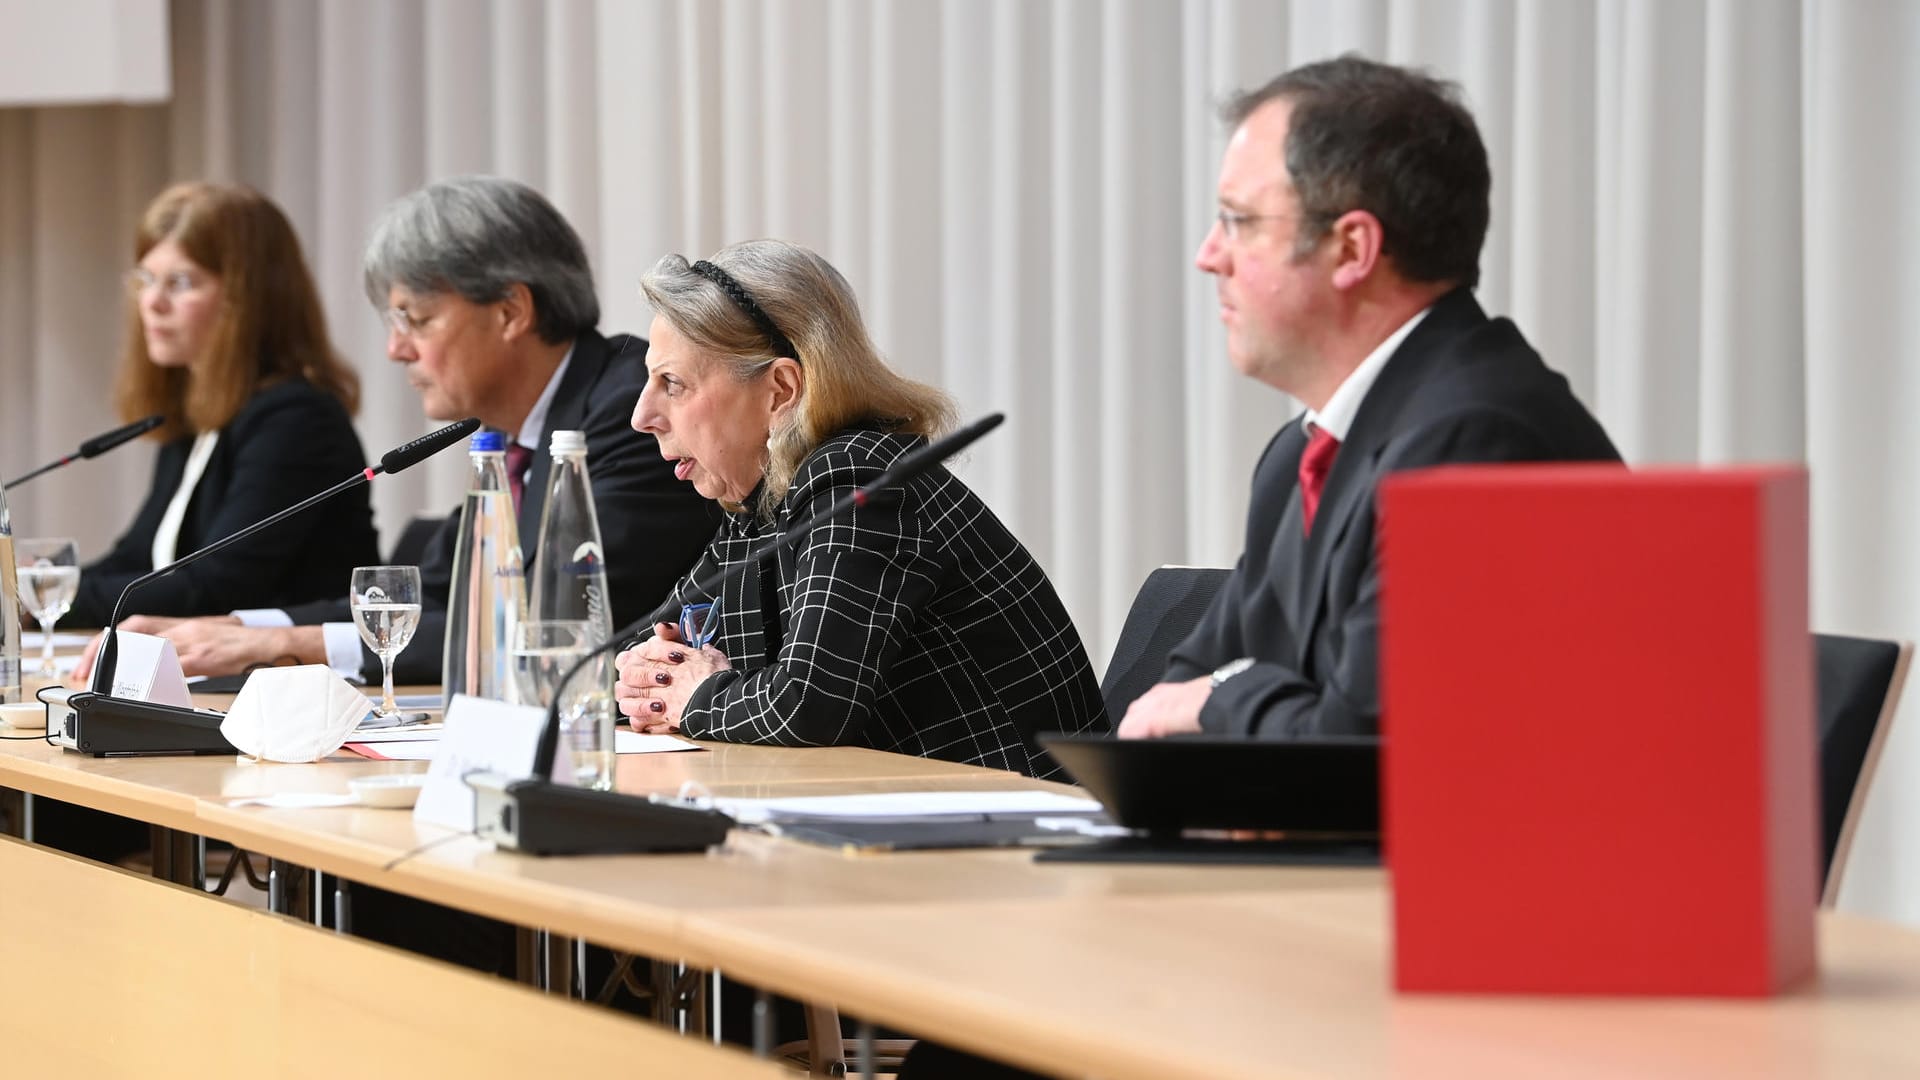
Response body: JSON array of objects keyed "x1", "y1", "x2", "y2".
[
  {"x1": 0, "y1": 486, "x2": 21, "y2": 705},
  {"x1": 528, "y1": 429, "x2": 616, "y2": 787},
  {"x1": 442, "y1": 430, "x2": 526, "y2": 703}
]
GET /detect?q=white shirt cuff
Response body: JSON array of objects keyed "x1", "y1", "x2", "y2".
[
  {"x1": 322, "y1": 623, "x2": 369, "y2": 683},
  {"x1": 233, "y1": 608, "x2": 293, "y2": 628}
]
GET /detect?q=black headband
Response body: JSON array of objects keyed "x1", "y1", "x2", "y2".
[{"x1": 689, "y1": 259, "x2": 799, "y2": 363}]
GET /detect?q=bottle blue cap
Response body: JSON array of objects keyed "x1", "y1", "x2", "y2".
[{"x1": 470, "y1": 430, "x2": 507, "y2": 452}]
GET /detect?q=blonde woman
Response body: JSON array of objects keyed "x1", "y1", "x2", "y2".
[{"x1": 615, "y1": 240, "x2": 1107, "y2": 777}]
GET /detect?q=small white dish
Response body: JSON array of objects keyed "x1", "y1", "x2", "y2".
[
  {"x1": 0, "y1": 701, "x2": 46, "y2": 730},
  {"x1": 226, "y1": 792, "x2": 359, "y2": 810},
  {"x1": 349, "y1": 772, "x2": 428, "y2": 809}
]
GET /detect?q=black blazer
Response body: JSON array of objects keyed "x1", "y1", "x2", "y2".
[
  {"x1": 1166, "y1": 288, "x2": 1623, "y2": 738},
  {"x1": 286, "y1": 330, "x2": 721, "y2": 683},
  {"x1": 670, "y1": 428, "x2": 1109, "y2": 779},
  {"x1": 69, "y1": 379, "x2": 379, "y2": 627}
]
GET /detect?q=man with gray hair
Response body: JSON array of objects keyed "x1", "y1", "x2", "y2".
[{"x1": 85, "y1": 176, "x2": 719, "y2": 685}]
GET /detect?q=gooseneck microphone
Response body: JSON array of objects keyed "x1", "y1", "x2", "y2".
[
  {"x1": 79, "y1": 415, "x2": 168, "y2": 459},
  {"x1": 59, "y1": 417, "x2": 480, "y2": 757},
  {"x1": 379, "y1": 420, "x2": 488, "y2": 474},
  {"x1": 3, "y1": 414, "x2": 164, "y2": 490},
  {"x1": 471, "y1": 413, "x2": 1006, "y2": 855}
]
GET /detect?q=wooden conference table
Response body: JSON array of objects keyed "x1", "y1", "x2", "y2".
[
  {"x1": 0, "y1": 838, "x2": 783, "y2": 1078},
  {"x1": 5, "y1": 685, "x2": 1920, "y2": 1078}
]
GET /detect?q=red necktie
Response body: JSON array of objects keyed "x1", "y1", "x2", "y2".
[
  {"x1": 1299, "y1": 427, "x2": 1341, "y2": 536},
  {"x1": 505, "y1": 441, "x2": 535, "y2": 513}
]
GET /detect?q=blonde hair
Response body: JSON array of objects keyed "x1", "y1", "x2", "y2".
[
  {"x1": 116, "y1": 182, "x2": 358, "y2": 440},
  {"x1": 641, "y1": 240, "x2": 955, "y2": 515}
]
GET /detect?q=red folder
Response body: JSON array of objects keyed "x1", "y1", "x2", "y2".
[{"x1": 1379, "y1": 465, "x2": 1816, "y2": 995}]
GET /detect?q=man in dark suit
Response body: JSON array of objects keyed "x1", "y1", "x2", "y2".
[
  {"x1": 1118, "y1": 56, "x2": 1621, "y2": 741},
  {"x1": 912, "y1": 57, "x2": 1626, "y2": 1080},
  {"x1": 79, "y1": 177, "x2": 719, "y2": 684}
]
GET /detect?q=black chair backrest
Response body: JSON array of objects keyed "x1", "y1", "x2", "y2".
[
  {"x1": 386, "y1": 515, "x2": 445, "y2": 568},
  {"x1": 1101, "y1": 566, "x2": 1231, "y2": 721},
  {"x1": 1814, "y1": 632, "x2": 1911, "y2": 905}
]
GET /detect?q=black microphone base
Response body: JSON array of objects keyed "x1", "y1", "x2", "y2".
[
  {"x1": 466, "y1": 773, "x2": 734, "y2": 855},
  {"x1": 56, "y1": 692, "x2": 236, "y2": 757}
]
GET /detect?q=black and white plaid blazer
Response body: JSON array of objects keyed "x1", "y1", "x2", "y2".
[{"x1": 667, "y1": 427, "x2": 1109, "y2": 778}]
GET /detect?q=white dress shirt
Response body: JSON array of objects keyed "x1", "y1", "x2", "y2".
[
  {"x1": 150, "y1": 430, "x2": 221, "y2": 568},
  {"x1": 1301, "y1": 307, "x2": 1431, "y2": 441}
]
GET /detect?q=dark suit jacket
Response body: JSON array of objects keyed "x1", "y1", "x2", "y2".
[
  {"x1": 285, "y1": 331, "x2": 721, "y2": 683},
  {"x1": 674, "y1": 428, "x2": 1110, "y2": 779},
  {"x1": 1165, "y1": 288, "x2": 1623, "y2": 738},
  {"x1": 69, "y1": 379, "x2": 380, "y2": 627}
]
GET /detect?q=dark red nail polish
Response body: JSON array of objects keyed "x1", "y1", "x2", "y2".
[
  {"x1": 649, "y1": 700, "x2": 665, "y2": 713},
  {"x1": 667, "y1": 650, "x2": 686, "y2": 663},
  {"x1": 654, "y1": 671, "x2": 671, "y2": 685}
]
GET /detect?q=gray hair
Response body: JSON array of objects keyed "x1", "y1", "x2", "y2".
[{"x1": 362, "y1": 176, "x2": 600, "y2": 343}]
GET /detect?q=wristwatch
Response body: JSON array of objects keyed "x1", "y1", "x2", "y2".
[{"x1": 1211, "y1": 657, "x2": 1256, "y2": 688}]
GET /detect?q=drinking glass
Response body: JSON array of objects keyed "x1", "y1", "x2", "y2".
[
  {"x1": 509, "y1": 619, "x2": 614, "y2": 789},
  {"x1": 508, "y1": 619, "x2": 592, "y2": 708},
  {"x1": 15, "y1": 538, "x2": 80, "y2": 678},
  {"x1": 350, "y1": 565, "x2": 422, "y2": 720}
]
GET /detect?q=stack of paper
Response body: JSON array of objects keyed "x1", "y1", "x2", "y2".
[
  {"x1": 710, "y1": 791, "x2": 1101, "y2": 825},
  {"x1": 344, "y1": 729, "x2": 700, "y2": 762}
]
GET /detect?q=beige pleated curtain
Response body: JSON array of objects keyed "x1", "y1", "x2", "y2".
[{"x1": 1, "y1": 0, "x2": 1917, "y2": 924}]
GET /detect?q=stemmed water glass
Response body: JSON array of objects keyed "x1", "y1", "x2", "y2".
[
  {"x1": 15, "y1": 538, "x2": 80, "y2": 679},
  {"x1": 350, "y1": 565, "x2": 422, "y2": 721}
]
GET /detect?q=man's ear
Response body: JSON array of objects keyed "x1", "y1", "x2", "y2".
[
  {"x1": 766, "y1": 357, "x2": 805, "y2": 421},
  {"x1": 497, "y1": 282, "x2": 538, "y2": 342},
  {"x1": 1327, "y1": 209, "x2": 1385, "y2": 291}
]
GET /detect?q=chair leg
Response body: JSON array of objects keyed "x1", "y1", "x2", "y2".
[
  {"x1": 792, "y1": 1002, "x2": 915, "y2": 1077},
  {"x1": 805, "y1": 1002, "x2": 847, "y2": 1077}
]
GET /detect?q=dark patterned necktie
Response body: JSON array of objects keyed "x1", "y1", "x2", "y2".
[{"x1": 505, "y1": 441, "x2": 534, "y2": 513}]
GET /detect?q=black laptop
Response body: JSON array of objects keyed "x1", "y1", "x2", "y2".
[{"x1": 1036, "y1": 733, "x2": 1382, "y2": 864}]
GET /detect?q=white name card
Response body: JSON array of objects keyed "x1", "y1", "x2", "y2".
[
  {"x1": 110, "y1": 631, "x2": 194, "y2": 706},
  {"x1": 413, "y1": 694, "x2": 548, "y2": 831}
]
